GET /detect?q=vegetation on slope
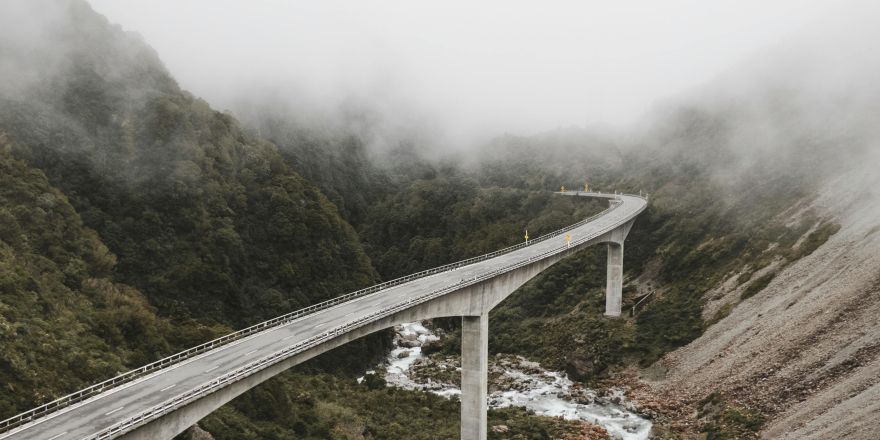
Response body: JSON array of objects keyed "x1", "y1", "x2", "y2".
[
  {"x1": 358, "y1": 173, "x2": 606, "y2": 280},
  {"x1": 0, "y1": 134, "x2": 175, "y2": 417},
  {"x1": 197, "y1": 371, "x2": 601, "y2": 440},
  {"x1": 0, "y1": 0, "x2": 378, "y2": 328},
  {"x1": 697, "y1": 392, "x2": 765, "y2": 439},
  {"x1": 233, "y1": 102, "x2": 396, "y2": 226},
  {"x1": 0, "y1": 0, "x2": 384, "y2": 430}
]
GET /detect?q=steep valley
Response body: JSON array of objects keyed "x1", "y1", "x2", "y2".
[{"x1": 1, "y1": 1, "x2": 879, "y2": 440}]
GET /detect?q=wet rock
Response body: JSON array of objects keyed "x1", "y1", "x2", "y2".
[
  {"x1": 398, "y1": 339, "x2": 421, "y2": 348},
  {"x1": 491, "y1": 424, "x2": 510, "y2": 433},
  {"x1": 184, "y1": 425, "x2": 215, "y2": 440}
]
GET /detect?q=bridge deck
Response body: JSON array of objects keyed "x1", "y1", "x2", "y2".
[{"x1": 2, "y1": 192, "x2": 646, "y2": 440}]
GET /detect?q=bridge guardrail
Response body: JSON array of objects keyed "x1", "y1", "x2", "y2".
[
  {"x1": 0, "y1": 192, "x2": 642, "y2": 435},
  {"x1": 84, "y1": 192, "x2": 646, "y2": 440}
]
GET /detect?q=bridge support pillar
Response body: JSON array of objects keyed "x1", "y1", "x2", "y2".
[
  {"x1": 461, "y1": 313, "x2": 488, "y2": 440},
  {"x1": 605, "y1": 242, "x2": 623, "y2": 317}
]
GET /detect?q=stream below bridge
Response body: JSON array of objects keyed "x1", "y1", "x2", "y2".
[{"x1": 359, "y1": 322, "x2": 652, "y2": 439}]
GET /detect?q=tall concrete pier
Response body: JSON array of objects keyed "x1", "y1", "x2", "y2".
[
  {"x1": 461, "y1": 314, "x2": 489, "y2": 439},
  {"x1": 606, "y1": 242, "x2": 623, "y2": 317}
]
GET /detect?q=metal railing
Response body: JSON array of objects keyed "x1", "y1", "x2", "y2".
[
  {"x1": 84, "y1": 192, "x2": 647, "y2": 440},
  {"x1": 631, "y1": 290, "x2": 656, "y2": 317},
  {"x1": 0, "y1": 191, "x2": 646, "y2": 437}
]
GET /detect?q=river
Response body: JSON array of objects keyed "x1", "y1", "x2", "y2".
[{"x1": 361, "y1": 322, "x2": 652, "y2": 439}]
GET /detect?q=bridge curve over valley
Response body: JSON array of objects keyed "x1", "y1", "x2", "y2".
[{"x1": 1, "y1": 191, "x2": 647, "y2": 440}]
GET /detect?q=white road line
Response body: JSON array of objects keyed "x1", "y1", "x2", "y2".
[
  {"x1": 282, "y1": 335, "x2": 294, "y2": 341},
  {"x1": 47, "y1": 432, "x2": 68, "y2": 440},
  {"x1": 104, "y1": 407, "x2": 124, "y2": 416},
  {"x1": 159, "y1": 384, "x2": 176, "y2": 392},
  {"x1": 243, "y1": 350, "x2": 257, "y2": 357},
  {"x1": 205, "y1": 366, "x2": 219, "y2": 373}
]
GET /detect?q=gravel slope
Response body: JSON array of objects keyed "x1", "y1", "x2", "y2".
[{"x1": 653, "y1": 170, "x2": 880, "y2": 439}]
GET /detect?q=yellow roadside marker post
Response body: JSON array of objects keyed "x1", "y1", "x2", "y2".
[
  {"x1": 524, "y1": 229, "x2": 529, "y2": 244},
  {"x1": 560, "y1": 185, "x2": 565, "y2": 193},
  {"x1": 565, "y1": 233, "x2": 572, "y2": 248},
  {"x1": 584, "y1": 183, "x2": 589, "y2": 192}
]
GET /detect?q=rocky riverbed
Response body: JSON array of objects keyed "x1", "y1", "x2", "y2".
[{"x1": 362, "y1": 322, "x2": 652, "y2": 440}]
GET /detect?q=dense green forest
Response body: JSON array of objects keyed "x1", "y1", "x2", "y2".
[
  {"x1": 0, "y1": 1, "x2": 846, "y2": 439},
  {"x1": 0, "y1": 0, "x2": 381, "y2": 431},
  {"x1": 0, "y1": 135, "x2": 172, "y2": 416}
]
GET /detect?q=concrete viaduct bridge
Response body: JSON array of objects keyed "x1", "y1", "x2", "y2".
[{"x1": 0, "y1": 191, "x2": 647, "y2": 440}]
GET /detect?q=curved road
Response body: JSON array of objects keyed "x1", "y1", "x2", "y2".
[{"x1": 2, "y1": 192, "x2": 646, "y2": 440}]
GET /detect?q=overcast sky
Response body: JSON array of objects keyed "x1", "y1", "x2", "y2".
[{"x1": 87, "y1": 0, "x2": 871, "y2": 141}]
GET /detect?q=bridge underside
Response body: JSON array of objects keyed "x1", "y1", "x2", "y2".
[{"x1": 117, "y1": 219, "x2": 635, "y2": 440}]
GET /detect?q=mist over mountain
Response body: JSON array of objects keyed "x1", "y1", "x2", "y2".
[
  {"x1": 87, "y1": 0, "x2": 872, "y2": 149},
  {"x1": 0, "y1": 0, "x2": 382, "y2": 324}
]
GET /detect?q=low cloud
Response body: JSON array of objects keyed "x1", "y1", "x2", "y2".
[{"x1": 84, "y1": 0, "x2": 871, "y2": 150}]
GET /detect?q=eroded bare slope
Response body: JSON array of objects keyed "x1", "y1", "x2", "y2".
[{"x1": 655, "y1": 169, "x2": 880, "y2": 439}]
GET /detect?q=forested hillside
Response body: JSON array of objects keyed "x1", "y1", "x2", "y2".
[
  {"x1": 0, "y1": 0, "x2": 385, "y2": 432},
  {"x1": 0, "y1": 133, "x2": 172, "y2": 418},
  {"x1": 0, "y1": 0, "x2": 377, "y2": 327},
  {"x1": 232, "y1": 99, "x2": 396, "y2": 226}
]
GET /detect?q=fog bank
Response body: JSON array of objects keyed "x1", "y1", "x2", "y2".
[{"x1": 86, "y1": 0, "x2": 867, "y2": 148}]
